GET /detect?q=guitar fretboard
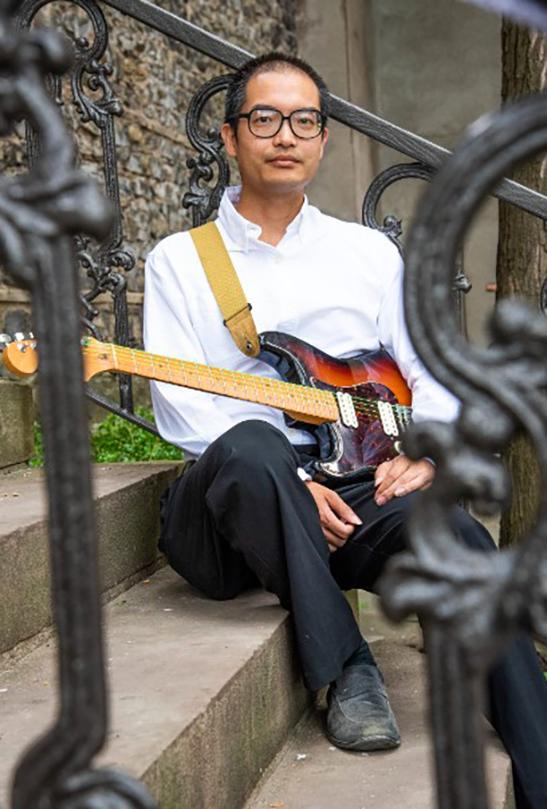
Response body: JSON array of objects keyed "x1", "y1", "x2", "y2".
[{"x1": 82, "y1": 340, "x2": 340, "y2": 425}]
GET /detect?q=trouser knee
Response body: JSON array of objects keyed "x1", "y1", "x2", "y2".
[
  {"x1": 204, "y1": 420, "x2": 301, "y2": 552},
  {"x1": 391, "y1": 494, "x2": 496, "y2": 554},
  {"x1": 210, "y1": 419, "x2": 298, "y2": 486}
]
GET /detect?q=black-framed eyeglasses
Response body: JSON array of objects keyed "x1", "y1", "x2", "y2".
[{"x1": 230, "y1": 106, "x2": 326, "y2": 139}]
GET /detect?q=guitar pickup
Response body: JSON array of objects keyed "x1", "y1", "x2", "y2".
[
  {"x1": 336, "y1": 391, "x2": 359, "y2": 428},
  {"x1": 377, "y1": 400, "x2": 399, "y2": 437}
]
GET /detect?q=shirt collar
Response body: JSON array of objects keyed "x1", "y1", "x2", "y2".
[{"x1": 216, "y1": 185, "x2": 310, "y2": 252}]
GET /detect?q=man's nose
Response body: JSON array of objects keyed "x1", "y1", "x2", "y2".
[{"x1": 272, "y1": 118, "x2": 297, "y2": 146}]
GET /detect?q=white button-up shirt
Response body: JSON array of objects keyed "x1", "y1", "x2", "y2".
[{"x1": 143, "y1": 186, "x2": 459, "y2": 459}]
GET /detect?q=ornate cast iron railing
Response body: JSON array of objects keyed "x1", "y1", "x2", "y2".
[
  {"x1": 0, "y1": 4, "x2": 155, "y2": 807},
  {"x1": 15, "y1": 0, "x2": 158, "y2": 437},
  {"x1": 4, "y1": 0, "x2": 547, "y2": 806},
  {"x1": 379, "y1": 2, "x2": 547, "y2": 807}
]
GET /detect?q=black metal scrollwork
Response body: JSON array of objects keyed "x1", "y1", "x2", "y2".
[
  {"x1": 362, "y1": 161, "x2": 472, "y2": 334},
  {"x1": 379, "y1": 93, "x2": 547, "y2": 809},
  {"x1": 0, "y1": 7, "x2": 155, "y2": 807},
  {"x1": 183, "y1": 74, "x2": 232, "y2": 226},
  {"x1": 362, "y1": 161, "x2": 435, "y2": 251},
  {"x1": 18, "y1": 0, "x2": 136, "y2": 412}
]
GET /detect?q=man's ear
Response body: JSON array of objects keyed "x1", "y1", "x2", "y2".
[
  {"x1": 319, "y1": 126, "x2": 329, "y2": 159},
  {"x1": 221, "y1": 122, "x2": 238, "y2": 158}
]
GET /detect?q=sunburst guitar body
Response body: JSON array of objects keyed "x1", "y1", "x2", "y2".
[{"x1": 259, "y1": 332, "x2": 411, "y2": 481}]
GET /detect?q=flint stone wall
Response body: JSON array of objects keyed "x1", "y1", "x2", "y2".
[{"x1": 0, "y1": 0, "x2": 298, "y2": 351}]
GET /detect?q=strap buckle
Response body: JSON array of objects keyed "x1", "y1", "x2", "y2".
[{"x1": 223, "y1": 302, "x2": 253, "y2": 327}]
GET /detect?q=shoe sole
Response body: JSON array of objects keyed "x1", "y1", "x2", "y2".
[{"x1": 326, "y1": 731, "x2": 401, "y2": 752}]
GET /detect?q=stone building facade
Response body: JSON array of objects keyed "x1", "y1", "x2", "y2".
[{"x1": 0, "y1": 0, "x2": 298, "y2": 348}]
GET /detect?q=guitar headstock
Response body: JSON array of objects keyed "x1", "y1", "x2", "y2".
[
  {"x1": 1, "y1": 334, "x2": 38, "y2": 378},
  {"x1": 1, "y1": 334, "x2": 117, "y2": 381}
]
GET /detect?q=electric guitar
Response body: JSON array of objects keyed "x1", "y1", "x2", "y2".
[{"x1": 2, "y1": 331, "x2": 412, "y2": 481}]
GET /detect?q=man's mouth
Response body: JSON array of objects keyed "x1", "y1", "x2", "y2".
[{"x1": 267, "y1": 155, "x2": 301, "y2": 166}]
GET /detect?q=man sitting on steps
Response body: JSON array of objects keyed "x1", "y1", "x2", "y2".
[{"x1": 143, "y1": 52, "x2": 547, "y2": 808}]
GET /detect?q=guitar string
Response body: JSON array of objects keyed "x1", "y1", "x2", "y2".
[
  {"x1": 83, "y1": 343, "x2": 411, "y2": 424},
  {"x1": 83, "y1": 343, "x2": 412, "y2": 427},
  {"x1": 20, "y1": 339, "x2": 408, "y2": 433},
  {"x1": 24, "y1": 335, "x2": 408, "y2": 416},
  {"x1": 84, "y1": 343, "x2": 341, "y2": 412}
]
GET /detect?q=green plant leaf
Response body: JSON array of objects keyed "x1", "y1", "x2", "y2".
[{"x1": 29, "y1": 407, "x2": 183, "y2": 467}]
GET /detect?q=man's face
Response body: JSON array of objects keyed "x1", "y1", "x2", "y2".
[{"x1": 221, "y1": 68, "x2": 329, "y2": 197}]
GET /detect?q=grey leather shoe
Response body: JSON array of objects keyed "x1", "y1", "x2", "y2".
[{"x1": 326, "y1": 663, "x2": 401, "y2": 751}]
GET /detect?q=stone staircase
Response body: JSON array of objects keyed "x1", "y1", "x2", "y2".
[
  {"x1": 244, "y1": 597, "x2": 514, "y2": 809},
  {"x1": 0, "y1": 463, "x2": 176, "y2": 654},
  {"x1": 0, "y1": 383, "x2": 512, "y2": 808},
  {"x1": 0, "y1": 459, "x2": 309, "y2": 809}
]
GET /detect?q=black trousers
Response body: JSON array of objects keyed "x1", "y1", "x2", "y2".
[{"x1": 160, "y1": 420, "x2": 547, "y2": 809}]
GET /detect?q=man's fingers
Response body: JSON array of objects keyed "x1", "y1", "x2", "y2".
[
  {"x1": 375, "y1": 459, "x2": 435, "y2": 506},
  {"x1": 391, "y1": 469, "x2": 432, "y2": 498},
  {"x1": 305, "y1": 480, "x2": 361, "y2": 544},
  {"x1": 381, "y1": 473, "x2": 422, "y2": 503},
  {"x1": 374, "y1": 460, "x2": 392, "y2": 487},
  {"x1": 320, "y1": 501, "x2": 355, "y2": 539},
  {"x1": 374, "y1": 456, "x2": 412, "y2": 498},
  {"x1": 324, "y1": 488, "x2": 362, "y2": 526},
  {"x1": 324, "y1": 526, "x2": 347, "y2": 550}
]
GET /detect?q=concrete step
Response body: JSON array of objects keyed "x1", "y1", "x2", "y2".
[
  {"x1": 0, "y1": 462, "x2": 181, "y2": 655},
  {"x1": 244, "y1": 596, "x2": 512, "y2": 809},
  {"x1": 0, "y1": 380, "x2": 34, "y2": 470},
  {"x1": 0, "y1": 566, "x2": 309, "y2": 809}
]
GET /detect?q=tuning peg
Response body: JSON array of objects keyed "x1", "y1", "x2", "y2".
[{"x1": 0, "y1": 333, "x2": 12, "y2": 350}]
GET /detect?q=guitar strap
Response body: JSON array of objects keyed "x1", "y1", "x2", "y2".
[{"x1": 190, "y1": 221, "x2": 260, "y2": 358}]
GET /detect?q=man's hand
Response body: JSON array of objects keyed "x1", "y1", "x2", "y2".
[
  {"x1": 374, "y1": 456, "x2": 435, "y2": 507},
  {"x1": 305, "y1": 481, "x2": 362, "y2": 553}
]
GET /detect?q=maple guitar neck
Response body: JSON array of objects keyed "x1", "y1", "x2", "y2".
[
  {"x1": 82, "y1": 339, "x2": 339, "y2": 426},
  {"x1": 3, "y1": 335, "x2": 413, "y2": 475}
]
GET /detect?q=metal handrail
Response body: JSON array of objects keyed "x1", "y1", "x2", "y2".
[{"x1": 103, "y1": 0, "x2": 547, "y2": 219}]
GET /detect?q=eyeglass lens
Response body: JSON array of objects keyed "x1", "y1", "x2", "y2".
[{"x1": 248, "y1": 108, "x2": 323, "y2": 139}]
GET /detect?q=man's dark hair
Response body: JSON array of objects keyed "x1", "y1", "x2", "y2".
[{"x1": 224, "y1": 52, "x2": 330, "y2": 126}]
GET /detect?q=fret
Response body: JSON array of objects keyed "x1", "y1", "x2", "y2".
[
  {"x1": 4, "y1": 336, "x2": 413, "y2": 480},
  {"x1": 83, "y1": 340, "x2": 339, "y2": 423}
]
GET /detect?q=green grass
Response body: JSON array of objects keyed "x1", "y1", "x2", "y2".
[
  {"x1": 28, "y1": 421, "x2": 44, "y2": 469},
  {"x1": 29, "y1": 407, "x2": 183, "y2": 467}
]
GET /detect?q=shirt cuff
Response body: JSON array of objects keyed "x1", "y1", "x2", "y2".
[{"x1": 296, "y1": 466, "x2": 313, "y2": 483}]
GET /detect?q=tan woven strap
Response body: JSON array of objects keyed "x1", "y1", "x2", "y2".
[{"x1": 190, "y1": 221, "x2": 260, "y2": 357}]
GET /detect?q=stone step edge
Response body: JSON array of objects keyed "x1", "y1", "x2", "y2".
[
  {"x1": 142, "y1": 619, "x2": 311, "y2": 808},
  {"x1": 0, "y1": 462, "x2": 180, "y2": 655},
  {"x1": 0, "y1": 567, "x2": 311, "y2": 809},
  {"x1": 0, "y1": 555, "x2": 166, "y2": 669}
]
